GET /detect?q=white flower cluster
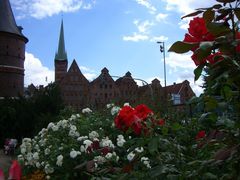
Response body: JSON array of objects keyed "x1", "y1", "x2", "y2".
[
  {"x1": 89, "y1": 131, "x2": 99, "y2": 140},
  {"x1": 82, "y1": 107, "x2": 92, "y2": 114},
  {"x1": 70, "y1": 149, "x2": 81, "y2": 159},
  {"x1": 111, "y1": 106, "x2": 121, "y2": 116},
  {"x1": 141, "y1": 157, "x2": 151, "y2": 169},
  {"x1": 56, "y1": 155, "x2": 63, "y2": 166},
  {"x1": 116, "y1": 135, "x2": 126, "y2": 147},
  {"x1": 18, "y1": 112, "x2": 137, "y2": 177},
  {"x1": 127, "y1": 147, "x2": 144, "y2": 162},
  {"x1": 100, "y1": 137, "x2": 115, "y2": 148},
  {"x1": 106, "y1": 103, "x2": 114, "y2": 109}
]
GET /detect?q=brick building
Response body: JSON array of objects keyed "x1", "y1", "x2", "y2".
[
  {"x1": 54, "y1": 21, "x2": 195, "y2": 110},
  {"x1": 0, "y1": 0, "x2": 28, "y2": 98}
]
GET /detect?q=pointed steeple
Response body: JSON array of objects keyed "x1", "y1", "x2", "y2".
[
  {"x1": 55, "y1": 20, "x2": 67, "y2": 60},
  {"x1": 0, "y1": 0, "x2": 26, "y2": 39}
]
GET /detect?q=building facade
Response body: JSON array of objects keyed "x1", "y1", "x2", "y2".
[
  {"x1": 0, "y1": 0, "x2": 28, "y2": 97},
  {"x1": 53, "y1": 21, "x2": 195, "y2": 110},
  {"x1": 54, "y1": 21, "x2": 195, "y2": 110}
]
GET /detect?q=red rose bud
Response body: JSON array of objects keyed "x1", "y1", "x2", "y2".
[
  {"x1": 196, "y1": 130, "x2": 206, "y2": 140},
  {"x1": 158, "y1": 119, "x2": 165, "y2": 126},
  {"x1": 0, "y1": 168, "x2": 4, "y2": 180},
  {"x1": 8, "y1": 160, "x2": 21, "y2": 180}
]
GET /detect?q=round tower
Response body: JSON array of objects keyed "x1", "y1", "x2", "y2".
[{"x1": 0, "y1": 0, "x2": 28, "y2": 97}]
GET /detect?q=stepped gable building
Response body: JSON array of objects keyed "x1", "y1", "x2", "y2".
[
  {"x1": 0, "y1": 0, "x2": 28, "y2": 97},
  {"x1": 90, "y1": 67, "x2": 120, "y2": 108},
  {"x1": 115, "y1": 71, "x2": 138, "y2": 104},
  {"x1": 54, "y1": 21, "x2": 195, "y2": 110}
]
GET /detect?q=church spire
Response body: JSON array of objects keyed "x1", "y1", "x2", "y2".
[
  {"x1": 55, "y1": 19, "x2": 67, "y2": 60},
  {"x1": 0, "y1": 0, "x2": 27, "y2": 39}
]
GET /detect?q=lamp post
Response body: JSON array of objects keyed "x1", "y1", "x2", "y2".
[{"x1": 157, "y1": 41, "x2": 166, "y2": 87}]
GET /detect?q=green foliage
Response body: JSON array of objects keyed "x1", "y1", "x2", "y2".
[{"x1": 0, "y1": 83, "x2": 65, "y2": 146}]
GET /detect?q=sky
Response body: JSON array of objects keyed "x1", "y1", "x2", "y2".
[{"x1": 10, "y1": 0, "x2": 215, "y2": 96}]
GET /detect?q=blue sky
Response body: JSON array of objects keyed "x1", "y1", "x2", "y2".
[{"x1": 10, "y1": 0, "x2": 214, "y2": 96}]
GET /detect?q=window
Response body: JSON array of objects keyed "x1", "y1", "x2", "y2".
[
  {"x1": 105, "y1": 84, "x2": 107, "y2": 89},
  {"x1": 171, "y1": 94, "x2": 181, "y2": 105}
]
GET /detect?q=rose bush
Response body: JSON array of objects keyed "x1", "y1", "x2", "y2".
[{"x1": 16, "y1": 0, "x2": 240, "y2": 179}]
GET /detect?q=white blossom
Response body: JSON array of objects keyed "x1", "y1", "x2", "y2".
[
  {"x1": 77, "y1": 136, "x2": 88, "y2": 141},
  {"x1": 44, "y1": 164, "x2": 54, "y2": 174},
  {"x1": 51, "y1": 125, "x2": 59, "y2": 131},
  {"x1": 101, "y1": 137, "x2": 115, "y2": 148},
  {"x1": 70, "y1": 150, "x2": 78, "y2": 159},
  {"x1": 89, "y1": 131, "x2": 99, "y2": 140},
  {"x1": 127, "y1": 151, "x2": 135, "y2": 161},
  {"x1": 111, "y1": 106, "x2": 121, "y2": 116},
  {"x1": 33, "y1": 152, "x2": 39, "y2": 160},
  {"x1": 117, "y1": 135, "x2": 126, "y2": 147},
  {"x1": 44, "y1": 148, "x2": 50, "y2": 155},
  {"x1": 106, "y1": 103, "x2": 114, "y2": 109},
  {"x1": 82, "y1": 108, "x2": 92, "y2": 114},
  {"x1": 135, "y1": 147, "x2": 144, "y2": 153},
  {"x1": 94, "y1": 156, "x2": 106, "y2": 164},
  {"x1": 141, "y1": 157, "x2": 151, "y2": 168},
  {"x1": 56, "y1": 155, "x2": 63, "y2": 167},
  {"x1": 36, "y1": 162, "x2": 41, "y2": 168},
  {"x1": 105, "y1": 153, "x2": 113, "y2": 159},
  {"x1": 47, "y1": 122, "x2": 54, "y2": 129}
]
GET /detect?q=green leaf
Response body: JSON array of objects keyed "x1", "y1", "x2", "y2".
[
  {"x1": 216, "y1": 0, "x2": 235, "y2": 2},
  {"x1": 161, "y1": 126, "x2": 168, "y2": 135},
  {"x1": 181, "y1": 10, "x2": 203, "y2": 19},
  {"x1": 194, "y1": 65, "x2": 204, "y2": 81},
  {"x1": 168, "y1": 41, "x2": 198, "y2": 53},
  {"x1": 195, "y1": 47, "x2": 211, "y2": 62},
  {"x1": 148, "y1": 137, "x2": 159, "y2": 155},
  {"x1": 203, "y1": 9, "x2": 215, "y2": 23},
  {"x1": 203, "y1": 172, "x2": 218, "y2": 179},
  {"x1": 212, "y1": 4, "x2": 222, "y2": 9},
  {"x1": 199, "y1": 41, "x2": 214, "y2": 51},
  {"x1": 221, "y1": 85, "x2": 232, "y2": 99},
  {"x1": 234, "y1": 9, "x2": 240, "y2": 21},
  {"x1": 172, "y1": 123, "x2": 182, "y2": 131},
  {"x1": 207, "y1": 22, "x2": 231, "y2": 36}
]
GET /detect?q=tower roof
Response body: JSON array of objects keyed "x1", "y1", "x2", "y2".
[
  {"x1": 55, "y1": 19, "x2": 67, "y2": 61},
  {"x1": 0, "y1": 0, "x2": 26, "y2": 39}
]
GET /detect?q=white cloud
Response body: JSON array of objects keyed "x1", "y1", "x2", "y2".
[
  {"x1": 135, "y1": 0, "x2": 157, "y2": 14},
  {"x1": 164, "y1": 0, "x2": 213, "y2": 15},
  {"x1": 25, "y1": 52, "x2": 54, "y2": 86},
  {"x1": 178, "y1": 19, "x2": 189, "y2": 30},
  {"x1": 175, "y1": 75, "x2": 204, "y2": 96},
  {"x1": 134, "y1": 20, "x2": 154, "y2": 34},
  {"x1": 123, "y1": 33, "x2": 149, "y2": 42},
  {"x1": 11, "y1": 0, "x2": 95, "y2": 19},
  {"x1": 155, "y1": 13, "x2": 168, "y2": 22},
  {"x1": 79, "y1": 66, "x2": 97, "y2": 81},
  {"x1": 165, "y1": 52, "x2": 195, "y2": 70}
]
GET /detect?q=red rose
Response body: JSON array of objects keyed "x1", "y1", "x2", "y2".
[
  {"x1": 206, "y1": 52, "x2": 223, "y2": 64},
  {"x1": 188, "y1": 17, "x2": 214, "y2": 41},
  {"x1": 114, "y1": 104, "x2": 153, "y2": 135},
  {"x1": 8, "y1": 160, "x2": 21, "y2": 180},
  {"x1": 134, "y1": 104, "x2": 153, "y2": 120},
  {"x1": 196, "y1": 130, "x2": 206, "y2": 140},
  {"x1": 114, "y1": 106, "x2": 136, "y2": 131},
  {"x1": 158, "y1": 119, "x2": 165, "y2": 126}
]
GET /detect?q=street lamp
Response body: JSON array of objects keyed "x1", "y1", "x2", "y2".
[{"x1": 157, "y1": 41, "x2": 166, "y2": 87}]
